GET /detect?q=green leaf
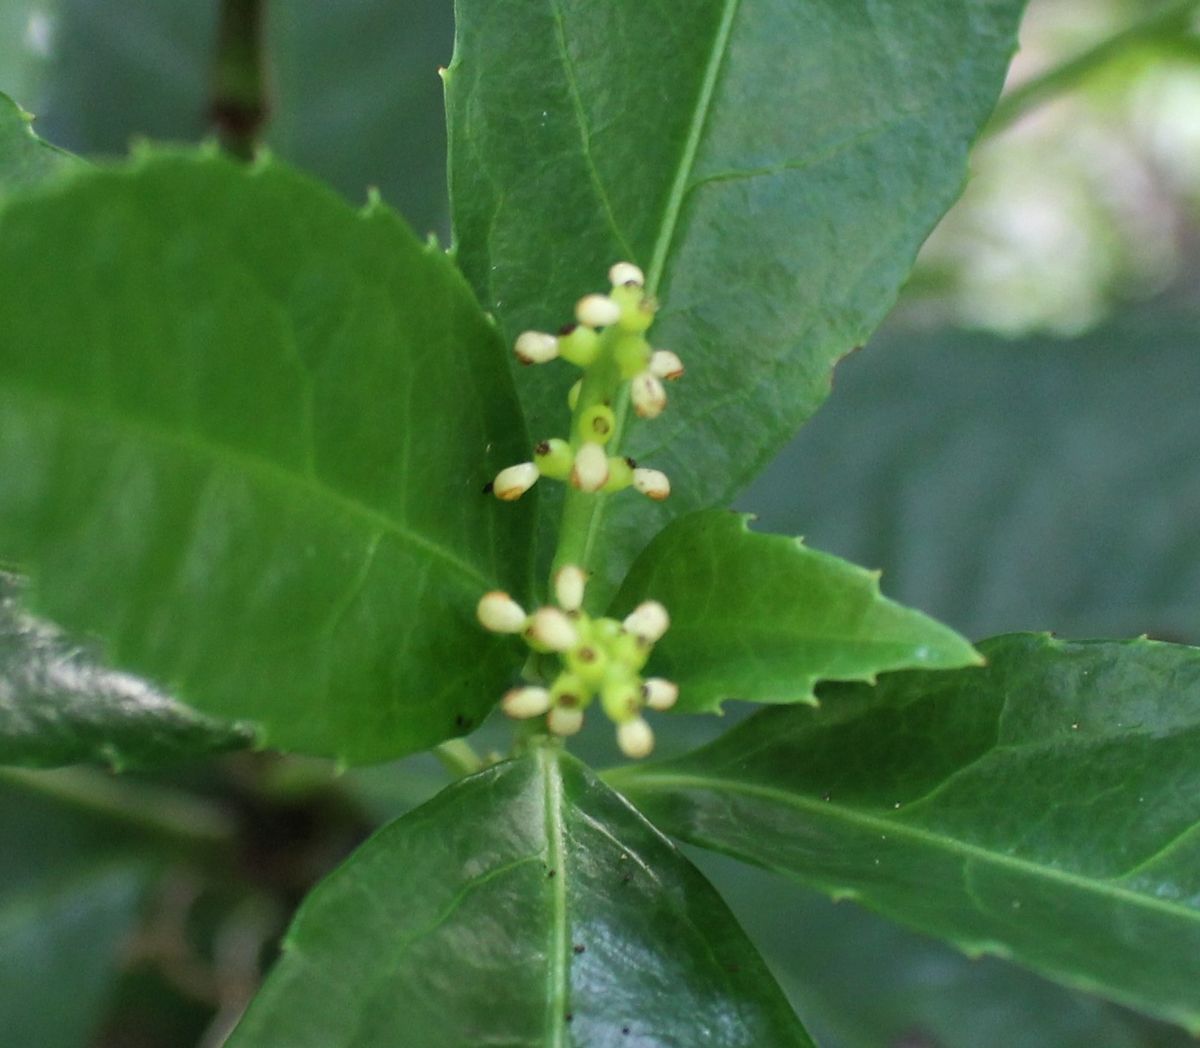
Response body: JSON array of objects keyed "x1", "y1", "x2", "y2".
[
  {"x1": 0, "y1": 779, "x2": 151, "y2": 1048},
  {"x1": 446, "y1": 0, "x2": 1026, "y2": 597},
  {"x1": 0, "y1": 150, "x2": 534, "y2": 764},
  {"x1": 742, "y1": 303, "x2": 1200, "y2": 644},
  {"x1": 610, "y1": 510, "x2": 979, "y2": 713},
  {"x1": 0, "y1": 91, "x2": 74, "y2": 197},
  {"x1": 228, "y1": 748, "x2": 813, "y2": 1047},
  {"x1": 611, "y1": 634, "x2": 1200, "y2": 1031},
  {"x1": 0, "y1": 572, "x2": 253, "y2": 769}
]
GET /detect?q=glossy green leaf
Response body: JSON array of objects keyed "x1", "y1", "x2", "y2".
[
  {"x1": 0, "y1": 572, "x2": 253, "y2": 769},
  {"x1": 612, "y1": 634, "x2": 1200, "y2": 1031},
  {"x1": 610, "y1": 510, "x2": 979, "y2": 713},
  {"x1": 229, "y1": 748, "x2": 813, "y2": 1048},
  {"x1": 0, "y1": 779, "x2": 151, "y2": 1048},
  {"x1": 0, "y1": 150, "x2": 533, "y2": 763},
  {"x1": 742, "y1": 303, "x2": 1200, "y2": 644},
  {"x1": 0, "y1": 91, "x2": 73, "y2": 197},
  {"x1": 446, "y1": 0, "x2": 1026, "y2": 597}
]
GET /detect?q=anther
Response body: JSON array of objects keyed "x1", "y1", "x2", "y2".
[
  {"x1": 623, "y1": 601, "x2": 670, "y2": 643},
  {"x1": 642, "y1": 678, "x2": 679, "y2": 711},
  {"x1": 554, "y1": 565, "x2": 587, "y2": 612},
  {"x1": 575, "y1": 294, "x2": 622, "y2": 329},
  {"x1": 631, "y1": 372, "x2": 667, "y2": 418},
  {"x1": 608, "y1": 262, "x2": 645, "y2": 288},
  {"x1": 649, "y1": 350, "x2": 684, "y2": 381},
  {"x1": 477, "y1": 591, "x2": 528, "y2": 633},
  {"x1": 514, "y1": 330, "x2": 559, "y2": 365},
  {"x1": 526, "y1": 607, "x2": 579, "y2": 652},
  {"x1": 571, "y1": 442, "x2": 610, "y2": 493},
  {"x1": 617, "y1": 717, "x2": 655, "y2": 758},
  {"x1": 632, "y1": 468, "x2": 670, "y2": 500},
  {"x1": 501, "y1": 686, "x2": 552, "y2": 719},
  {"x1": 493, "y1": 462, "x2": 539, "y2": 500}
]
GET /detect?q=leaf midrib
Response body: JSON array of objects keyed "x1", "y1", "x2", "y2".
[
  {"x1": 540, "y1": 748, "x2": 569, "y2": 1048},
  {"x1": 0, "y1": 384, "x2": 491, "y2": 591},
  {"x1": 622, "y1": 772, "x2": 1200, "y2": 926}
]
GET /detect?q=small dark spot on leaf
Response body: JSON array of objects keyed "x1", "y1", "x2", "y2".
[
  {"x1": 482, "y1": 481, "x2": 494, "y2": 495},
  {"x1": 565, "y1": 1012, "x2": 574, "y2": 1023},
  {"x1": 547, "y1": 868, "x2": 556, "y2": 878},
  {"x1": 726, "y1": 963, "x2": 740, "y2": 973},
  {"x1": 622, "y1": 1026, "x2": 631, "y2": 1035},
  {"x1": 573, "y1": 944, "x2": 585, "y2": 954}
]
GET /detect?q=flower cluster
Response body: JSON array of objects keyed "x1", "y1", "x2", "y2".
[
  {"x1": 491, "y1": 262, "x2": 681, "y2": 502},
  {"x1": 477, "y1": 566, "x2": 678, "y2": 758}
]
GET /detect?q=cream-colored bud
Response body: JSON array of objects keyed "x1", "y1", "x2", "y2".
[
  {"x1": 514, "y1": 330, "x2": 559, "y2": 365},
  {"x1": 575, "y1": 294, "x2": 621, "y2": 328},
  {"x1": 571, "y1": 442, "x2": 610, "y2": 493},
  {"x1": 476, "y1": 591, "x2": 527, "y2": 633},
  {"x1": 649, "y1": 350, "x2": 684, "y2": 381},
  {"x1": 526, "y1": 607, "x2": 579, "y2": 652},
  {"x1": 608, "y1": 261, "x2": 645, "y2": 287},
  {"x1": 623, "y1": 600, "x2": 670, "y2": 643},
  {"x1": 493, "y1": 462, "x2": 539, "y2": 500},
  {"x1": 631, "y1": 372, "x2": 667, "y2": 419},
  {"x1": 642, "y1": 678, "x2": 679, "y2": 711},
  {"x1": 617, "y1": 717, "x2": 655, "y2": 758},
  {"x1": 547, "y1": 705, "x2": 585, "y2": 736},
  {"x1": 554, "y1": 565, "x2": 587, "y2": 612},
  {"x1": 632, "y1": 467, "x2": 670, "y2": 501},
  {"x1": 501, "y1": 686, "x2": 552, "y2": 719}
]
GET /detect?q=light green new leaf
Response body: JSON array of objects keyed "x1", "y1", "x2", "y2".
[
  {"x1": 446, "y1": 0, "x2": 1025, "y2": 598},
  {"x1": 228, "y1": 748, "x2": 813, "y2": 1048},
  {"x1": 0, "y1": 572, "x2": 253, "y2": 769},
  {"x1": 612, "y1": 634, "x2": 1200, "y2": 1031},
  {"x1": 0, "y1": 150, "x2": 533, "y2": 764},
  {"x1": 610, "y1": 510, "x2": 979, "y2": 713},
  {"x1": 0, "y1": 91, "x2": 74, "y2": 197}
]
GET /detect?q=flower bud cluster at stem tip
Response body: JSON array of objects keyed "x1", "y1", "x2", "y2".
[
  {"x1": 476, "y1": 570, "x2": 677, "y2": 758},
  {"x1": 488, "y1": 261, "x2": 683, "y2": 504}
]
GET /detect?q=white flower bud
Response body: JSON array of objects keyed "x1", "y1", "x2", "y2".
[
  {"x1": 617, "y1": 717, "x2": 655, "y2": 758},
  {"x1": 623, "y1": 600, "x2": 670, "y2": 643},
  {"x1": 476, "y1": 591, "x2": 527, "y2": 633},
  {"x1": 608, "y1": 261, "x2": 645, "y2": 287},
  {"x1": 493, "y1": 462, "x2": 539, "y2": 501},
  {"x1": 554, "y1": 565, "x2": 587, "y2": 612},
  {"x1": 571, "y1": 442, "x2": 610, "y2": 493},
  {"x1": 632, "y1": 468, "x2": 670, "y2": 501},
  {"x1": 501, "y1": 686, "x2": 552, "y2": 719},
  {"x1": 514, "y1": 330, "x2": 559, "y2": 365},
  {"x1": 575, "y1": 294, "x2": 621, "y2": 328},
  {"x1": 649, "y1": 349, "x2": 684, "y2": 381},
  {"x1": 642, "y1": 678, "x2": 679, "y2": 711},
  {"x1": 526, "y1": 607, "x2": 579, "y2": 652},
  {"x1": 548, "y1": 705, "x2": 585, "y2": 736},
  {"x1": 631, "y1": 372, "x2": 667, "y2": 418}
]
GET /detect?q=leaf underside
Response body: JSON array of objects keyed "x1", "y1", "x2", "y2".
[
  {"x1": 613, "y1": 633, "x2": 1200, "y2": 1032},
  {"x1": 228, "y1": 749, "x2": 814, "y2": 1048},
  {"x1": 446, "y1": 0, "x2": 1026, "y2": 599},
  {"x1": 0, "y1": 150, "x2": 534, "y2": 763},
  {"x1": 610, "y1": 510, "x2": 980, "y2": 713}
]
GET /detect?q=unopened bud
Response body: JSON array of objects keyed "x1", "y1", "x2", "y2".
[
  {"x1": 534, "y1": 438, "x2": 573, "y2": 480},
  {"x1": 608, "y1": 261, "x2": 645, "y2": 287},
  {"x1": 514, "y1": 330, "x2": 559, "y2": 365},
  {"x1": 579, "y1": 403, "x2": 617, "y2": 444},
  {"x1": 501, "y1": 686, "x2": 552, "y2": 719},
  {"x1": 631, "y1": 372, "x2": 667, "y2": 418},
  {"x1": 642, "y1": 678, "x2": 679, "y2": 711},
  {"x1": 649, "y1": 350, "x2": 684, "y2": 381},
  {"x1": 554, "y1": 565, "x2": 587, "y2": 612},
  {"x1": 567, "y1": 379, "x2": 582, "y2": 410},
  {"x1": 617, "y1": 717, "x2": 655, "y2": 758},
  {"x1": 526, "y1": 607, "x2": 579, "y2": 652},
  {"x1": 494, "y1": 462, "x2": 539, "y2": 500},
  {"x1": 632, "y1": 467, "x2": 670, "y2": 500},
  {"x1": 477, "y1": 591, "x2": 527, "y2": 633},
  {"x1": 571, "y1": 442, "x2": 610, "y2": 493},
  {"x1": 576, "y1": 294, "x2": 621, "y2": 328},
  {"x1": 623, "y1": 600, "x2": 670, "y2": 643},
  {"x1": 557, "y1": 324, "x2": 601, "y2": 367},
  {"x1": 547, "y1": 705, "x2": 585, "y2": 736}
]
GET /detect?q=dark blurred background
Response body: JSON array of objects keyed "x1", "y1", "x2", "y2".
[{"x1": 1, "y1": 1, "x2": 1198, "y2": 1045}]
